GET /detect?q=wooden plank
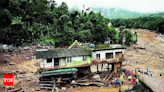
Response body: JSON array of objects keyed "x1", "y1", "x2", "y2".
[
  {"x1": 39, "y1": 81, "x2": 54, "y2": 83},
  {"x1": 105, "y1": 70, "x2": 114, "y2": 82},
  {"x1": 8, "y1": 87, "x2": 22, "y2": 92},
  {"x1": 39, "y1": 84, "x2": 53, "y2": 86},
  {"x1": 40, "y1": 87, "x2": 52, "y2": 89}
]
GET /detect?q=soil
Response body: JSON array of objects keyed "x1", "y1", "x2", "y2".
[{"x1": 122, "y1": 28, "x2": 164, "y2": 92}]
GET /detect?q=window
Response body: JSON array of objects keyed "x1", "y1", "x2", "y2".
[
  {"x1": 116, "y1": 52, "x2": 122, "y2": 58},
  {"x1": 67, "y1": 57, "x2": 72, "y2": 63},
  {"x1": 47, "y1": 58, "x2": 52, "y2": 63},
  {"x1": 83, "y1": 56, "x2": 87, "y2": 61},
  {"x1": 106, "y1": 53, "x2": 113, "y2": 59},
  {"x1": 96, "y1": 54, "x2": 100, "y2": 60}
]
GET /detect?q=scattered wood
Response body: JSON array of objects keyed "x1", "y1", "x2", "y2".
[
  {"x1": 72, "y1": 82, "x2": 108, "y2": 87},
  {"x1": 8, "y1": 87, "x2": 22, "y2": 92}
]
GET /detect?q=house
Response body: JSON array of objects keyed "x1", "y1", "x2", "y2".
[
  {"x1": 91, "y1": 44, "x2": 126, "y2": 73},
  {"x1": 36, "y1": 44, "x2": 125, "y2": 74},
  {"x1": 36, "y1": 48, "x2": 91, "y2": 70},
  {"x1": 92, "y1": 44, "x2": 125, "y2": 62}
]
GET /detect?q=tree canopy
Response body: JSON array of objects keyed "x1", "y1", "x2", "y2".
[
  {"x1": 111, "y1": 16, "x2": 164, "y2": 33},
  {"x1": 3, "y1": 0, "x2": 136, "y2": 47}
]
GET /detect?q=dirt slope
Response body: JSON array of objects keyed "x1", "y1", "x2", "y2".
[{"x1": 123, "y1": 29, "x2": 164, "y2": 92}]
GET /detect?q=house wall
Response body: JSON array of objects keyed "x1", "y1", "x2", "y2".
[
  {"x1": 60, "y1": 58, "x2": 66, "y2": 67},
  {"x1": 66, "y1": 56, "x2": 91, "y2": 67},
  {"x1": 40, "y1": 58, "x2": 54, "y2": 68},
  {"x1": 40, "y1": 56, "x2": 91, "y2": 69},
  {"x1": 91, "y1": 49, "x2": 125, "y2": 62}
]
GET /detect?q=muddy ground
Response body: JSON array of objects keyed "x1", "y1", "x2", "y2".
[{"x1": 122, "y1": 28, "x2": 164, "y2": 92}]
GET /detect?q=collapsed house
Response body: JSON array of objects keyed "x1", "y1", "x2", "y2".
[{"x1": 35, "y1": 44, "x2": 126, "y2": 90}]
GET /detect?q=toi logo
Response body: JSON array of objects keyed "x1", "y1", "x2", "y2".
[{"x1": 3, "y1": 74, "x2": 14, "y2": 86}]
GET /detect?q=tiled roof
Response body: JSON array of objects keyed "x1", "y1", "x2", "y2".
[{"x1": 36, "y1": 48, "x2": 91, "y2": 59}]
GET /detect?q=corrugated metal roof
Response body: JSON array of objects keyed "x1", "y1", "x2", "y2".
[{"x1": 36, "y1": 48, "x2": 91, "y2": 59}]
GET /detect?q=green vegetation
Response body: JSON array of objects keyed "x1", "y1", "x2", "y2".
[
  {"x1": 111, "y1": 16, "x2": 164, "y2": 33},
  {"x1": 3, "y1": 0, "x2": 136, "y2": 46},
  {"x1": 92, "y1": 8, "x2": 149, "y2": 19}
]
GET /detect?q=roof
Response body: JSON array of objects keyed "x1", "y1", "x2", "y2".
[
  {"x1": 36, "y1": 48, "x2": 91, "y2": 59},
  {"x1": 41, "y1": 68, "x2": 77, "y2": 76},
  {"x1": 92, "y1": 44, "x2": 126, "y2": 51}
]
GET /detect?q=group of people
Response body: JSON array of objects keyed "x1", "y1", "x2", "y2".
[
  {"x1": 113, "y1": 66, "x2": 163, "y2": 88},
  {"x1": 146, "y1": 66, "x2": 153, "y2": 77},
  {"x1": 126, "y1": 69, "x2": 140, "y2": 85},
  {"x1": 146, "y1": 66, "x2": 164, "y2": 77},
  {"x1": 114, "y1": 68, "x2": 140, "y2": 88}
]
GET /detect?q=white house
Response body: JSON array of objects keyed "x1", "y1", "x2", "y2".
[{"x1": 92, "y1": 44, "x2": 125, "y2": 62}]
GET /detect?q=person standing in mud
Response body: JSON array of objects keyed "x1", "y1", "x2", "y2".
[
  {"x1": 160, "y1": 70, "x2": 163, "y2": 76},
  {"x1": 120, "y1": 75, "x2": 124, "y2": 84},
  {"x1": 132, "y1": 77, "x2": 136, "y2": 85},
  {"x1": 146, "y1": 66, "x2": 149, "y2": 73},
  {"x1": 128, "y1": 75, "x2": 132, "y2": 81},
  {"x1": 150, "y1": 71, "x2": 153, "y2": 77},
  {"x1": 115, "y1": 79, "x2": 119, "y2": 88},
  {"x1": 125, "y1": 69, "x2": 128, "y2": 76},
  {"x1": 133, "y1": 70, "x2": 135, "y2": 77},
  {"x1": 136, "y1": 77, "x2": 139, "y2": 84},
  {"x1": 138, "y1": 70, "x2": 140, "y2": 77},
  {"x1": 119, "y1": 78, "x2": 122, "y2": 85},
  {"x1": 128, "y1": 69, "x2": 131, "y2": 76}
]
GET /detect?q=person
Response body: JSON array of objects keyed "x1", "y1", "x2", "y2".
[
  {"x1": 136, "y1": 78, "x2": 139, "y2": 84},
  {"x1": 125, "y1": 69, "x2": 128, "y2": 76},
  {"x1": 119, "y1": 78, "x2": 122, "y2": 86},
  {"x1": 128, "y1": 75, "x2": 132, "y2": 81},
  {"x1": 132, "y1": 77, "x2": 136, "y2": 85},
  {"x1": 160, "y1": 70, "x2": 163, "y2": 76},
  {"x1": 122, "y1": 71, "x2": 125, "y2": 77},
  {"x1": 115, "y1": 79, "x2": 119, "y2": 88},
  {"x1": 150, "y1": 71, "x2": 153, "y2": 77},
  {"x1": 135, "y1": 71, "x2": 138, "y2": 78},
  {"x1": 128, "y1": 69, "x2": 131, "y2": 76},
  {"x1": 148, "y1": 71, "x2": 151, "y2": 77},
  {"x1": 133, "y1": 70, "x2": 135, "y2": 77},
  {"x1": 138, "y1": 70, "x2": 140, "y2": 77},
  {"x1": 146, "y1": 66, "x2": 149, "y2": 73},
  {"x1": 120, "y1": 75, "x2": 124, "y2": 84}
]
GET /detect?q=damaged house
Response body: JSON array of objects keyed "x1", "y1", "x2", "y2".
[
  {"x1": 36, "y1": 44, "x2": 125, "y2": 74},
  {"x1": 35, "y1": 44, "x2": 126, "y2": 90},
  {"x1": 36, "y1": 48, "x2": 91, "y2": 69},
  {"x1": 92, "y1": 44, "x2": 125, "y2": 73}
]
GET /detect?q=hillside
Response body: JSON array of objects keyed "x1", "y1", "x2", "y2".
[
  {"x1": 148, "y1": 12, "x2": 164, "y2": 18},
  {"x1": 92, "y1": 8, "x2": 149, "y2": 19},
  {"x1": 70, "y1": 7, "x2": 164, "y2": 19}
]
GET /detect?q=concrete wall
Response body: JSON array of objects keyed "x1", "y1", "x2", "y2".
[
  {"x1": 60, "y1": 58, "x2": 66, "y2": 67},
  {"x1": 40, "y1": 56, "x2": 91, "y2": 69},
  {"x1": 40, "y1": 58, "x2": 54, "y2": 68},
  {"x1": 66, "y1": 56, "x2": 91, "y2": 67},
  {"x1": 91, "y1": 49, "x2": 125, "y2": 62}
]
